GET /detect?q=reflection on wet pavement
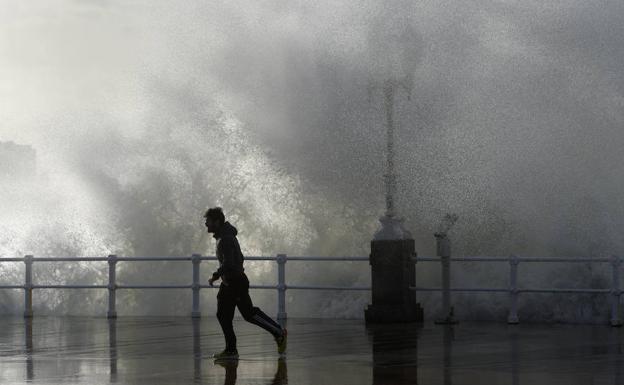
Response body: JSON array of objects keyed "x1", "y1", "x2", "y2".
[{"x1": 1, "y1": 316, "x2": 623, "y2": 384}]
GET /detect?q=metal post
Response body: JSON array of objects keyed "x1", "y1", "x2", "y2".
[
  {"x1": 191, "y1": 254, "x2": 201, "y2": 318},
  {"x1": 192, "y1": 317, "x2": 201, "y2": 381},
  {"x1": 23, "y1": 255, "x2": 33, "y2": 318},
  {"x1": 107, "y1": 255, "x2": 117, "y2": 319},
  {"x1": 508, "y1": 254, "x2": 519, "y2": 324},
  {"x1": 108, "y1": 318, "x2": 117, "y2": 382},
  {"x1": 435, "y1": 232, "x2": 456, "y2": 324},
  {"x1": 276, "y1": 254, "x2": 287, "y2": 320},
  {"x1": 610, "y1": 255, "x2": 622, "y2": 326},
  {"x1": 383, "y1": 81, "x2": 397, "y2": 219},
  {"x1": 25, "y1": 317, "x2": 34, "y2": 380}
]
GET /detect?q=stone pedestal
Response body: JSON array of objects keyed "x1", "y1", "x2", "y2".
[{"x1": 365, "y1": 238, "x2": 423, "y2": 323}]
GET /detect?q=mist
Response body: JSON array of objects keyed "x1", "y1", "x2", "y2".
[{"x1": 1, "y1": 0, "x2": 623, "y2": 321}]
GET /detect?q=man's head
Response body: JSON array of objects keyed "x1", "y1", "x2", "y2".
[{"x1": 204, "y1": 207, "x2": 225, "y2": 233}]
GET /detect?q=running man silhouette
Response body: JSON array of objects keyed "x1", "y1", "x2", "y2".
[{"x1": 204, "y1": 207, "x2": 287, "y2": 359}]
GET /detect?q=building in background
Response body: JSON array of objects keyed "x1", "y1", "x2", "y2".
[{"x1": 0, "y1": 141, "x2": 36, "y2": 180}]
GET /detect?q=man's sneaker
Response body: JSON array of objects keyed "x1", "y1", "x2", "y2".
[
  {"x1": 274, "y1": 327, "x2": 287, "y2": 354},
  {"x1": 212, "y1": 348, "x2": 239, "y2": 360}
]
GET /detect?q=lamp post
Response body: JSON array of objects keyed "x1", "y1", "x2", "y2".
[
  {"x1": 365, "y1": 76, "x2": 423, "y2": 323},
  {"x1": 374, "y1": 78, "x2": 413, "y2": 241},
  {"x1": 364, "y1": 19, "x2": 424, "y2": 323}
]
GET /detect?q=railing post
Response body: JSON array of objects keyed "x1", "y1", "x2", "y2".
[
  {"x1": 191, "y1": 254, "x2": 202, "y2": 318},
  {"x1": 434, "y1": 232, "x2": 456, "y2": 324},
  {"x1": 107, "y1": 255, "x2": 117, "y2": 319},
  {"x1": 276, "y1": 254, "x2": 287, "y2": 320},
  {"x1": 508, "y1": 254, "x2": 519, "y2": 324},
  {"x1": 23, "y1": 255, "x2": 33, "y2": 318},
  {"x1": 610, "y1": 255, "x2": 622, "y2": 327}
]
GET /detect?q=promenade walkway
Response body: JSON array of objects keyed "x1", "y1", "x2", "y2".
[{"x1": 0, "y1": 316, "x2": 622, "y2": 384}]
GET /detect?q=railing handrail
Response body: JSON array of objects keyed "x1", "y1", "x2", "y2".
[
  {"x1": 413, "y1": 256, "x2": 614, "y2": 263},
  {"x1": 4, "y1": 250, "x2": 621, "y2": 324},
  {"x1": 0, "y1": 255, "x2": 370, "y2": 262},
  {"x1": 1, "y1": 255, "x2": 612, "y2": 262},
  {"x1": 0, "y1": 253, "x2": 372, "y2": 320},
  {"x1": 415, "y1": 234, "x2": 623, "y2": 327},
  {"x1": 411, "y1": 286, "x2": 616, "y2": 293}
]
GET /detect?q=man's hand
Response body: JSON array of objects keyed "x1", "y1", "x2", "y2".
[{"x1": 209, "y1": 276, "x2": 228, "y2": 286}]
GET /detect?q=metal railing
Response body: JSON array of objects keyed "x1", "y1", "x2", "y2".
[
  {"x1": 411, "y1": 233, "x2": 623, "y2": 326},
  {"x1": 4, "y1": 242, "x2": 619, "y2": 325},
  {"x1": 0, "y1": 254, "x2": 371, "y2": 319}
]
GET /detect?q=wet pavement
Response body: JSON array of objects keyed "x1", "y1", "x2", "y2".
[{"x1": 0, "y1": 315, "x2": 623, "y2": 384}]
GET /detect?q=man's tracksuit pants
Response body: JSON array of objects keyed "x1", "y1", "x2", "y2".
[{"x1": 216, "y1": 272, "x2": 283, "y2": 351}]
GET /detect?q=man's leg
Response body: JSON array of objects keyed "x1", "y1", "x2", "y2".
[
  {"x1": 216, "y1": 287, "x2": 238, "y2": 351},
  {"x1": 236, "y1": 276, "x2": 283, "y2": 337}
]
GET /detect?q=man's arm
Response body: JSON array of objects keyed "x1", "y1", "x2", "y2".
[{"x1": 210, "y1": 237, "x2": 238, "y2": 285}]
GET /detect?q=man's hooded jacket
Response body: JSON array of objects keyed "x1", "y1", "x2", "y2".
[{"x1": 211, "y1": 221, "x2": 245, "y2": 282}]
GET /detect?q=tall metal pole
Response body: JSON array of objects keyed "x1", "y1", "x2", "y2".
[
  {"x1": 373, "y1": 79, "x2": 411, "y2": 241},
  {"x1": 277, "y1": 254, "x2": 287, "y2": 323},
  {"x1": 107, "y1": 255, "x2": 117, "y2": 319},
  {"x1": 191, "y1": 254, "x2": 202, "y2": 318},
  {"x1": 383, "y1": 80, "x2": 396, "y2": 219},
  {"x1": 24, "y1": 255, "x2": 33, "y2": 318},
  {"x1": 434, "y1": 232, "x2": 457, "y2": 324}
]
